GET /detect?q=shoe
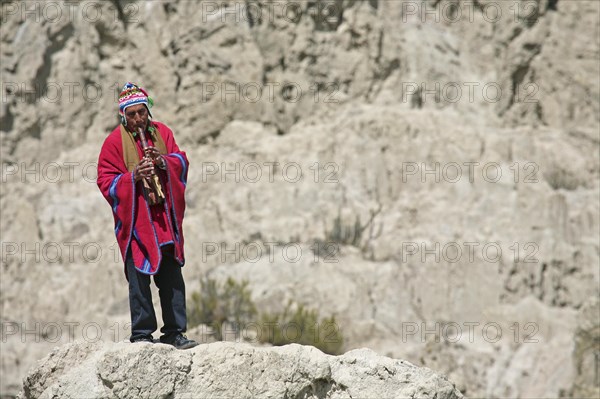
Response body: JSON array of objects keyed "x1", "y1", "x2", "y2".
[
  {"x1": 130, "y1": 335, "x2": 154, "y2": 343},
  {"x1": 160, "y1": 333, "x2": 198, "y2": 350}
]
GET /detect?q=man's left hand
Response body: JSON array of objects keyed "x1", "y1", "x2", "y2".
[{"x1": 144, "y1": 146, "x2": 165, "y2": 168}]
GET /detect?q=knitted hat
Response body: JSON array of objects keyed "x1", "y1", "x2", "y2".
[{"x1": 118, "y1": 82, "x2": 154, "y2": 119}]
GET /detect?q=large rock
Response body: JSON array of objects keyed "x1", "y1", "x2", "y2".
[{"x1": 18, "y1": 341, "x2": 463, "y2": 399}]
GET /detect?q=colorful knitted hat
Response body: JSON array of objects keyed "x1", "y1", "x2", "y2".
[{"x1": 118, "y1": 82, "x2": 154, "y2": 118}]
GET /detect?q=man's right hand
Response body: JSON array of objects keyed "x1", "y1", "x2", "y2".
[{"x1": 134, "y1": 157, "x2": 155, "y2": 182}]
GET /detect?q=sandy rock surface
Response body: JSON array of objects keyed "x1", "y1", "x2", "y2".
[{"x1": 18, "y1": 341, "x2": 463, "y2": 399}]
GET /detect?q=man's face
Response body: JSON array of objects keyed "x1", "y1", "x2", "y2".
[{"x1": 124, "y1": 103, "x2": 149, "y2": 132}]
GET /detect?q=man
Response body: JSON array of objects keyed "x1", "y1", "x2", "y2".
[{"x1": 97, "y1": 82, "x2": 197, "y2": 349}]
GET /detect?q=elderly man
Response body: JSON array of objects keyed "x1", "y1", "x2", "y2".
[{"x1": 97, "y1": 82, "x2": 197, "y2": 349}]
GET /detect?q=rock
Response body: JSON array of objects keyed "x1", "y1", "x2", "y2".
[
  {"x1": 571, "y1": 296, "x2": 600, "y2": 399},
  {"x1": 18, "y1": 341, "x2": 463, "y2": 399}
]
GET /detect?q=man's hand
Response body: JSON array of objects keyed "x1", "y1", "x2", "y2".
[
  {"x1": 134, "y1": 157, "x2": 155, "y2": 182},
  {"x1": 144, "y1": 146, "x2": 166, "y2": 168}
]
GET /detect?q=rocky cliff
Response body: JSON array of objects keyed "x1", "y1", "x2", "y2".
[
  {"x1": 17, "y1": 341, "x2": 463, "y2": 399},
  {"x1": 1, "y1": 0, "x2": 599, "y2": 398}
]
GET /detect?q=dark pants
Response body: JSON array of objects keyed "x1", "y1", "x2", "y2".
[{"x1": 126, "y1": 251, "x2": 187, "y2": 341}]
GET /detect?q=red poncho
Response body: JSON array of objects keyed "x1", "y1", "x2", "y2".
[{"x1": 97, "y1": 121, "x2": 189, "y2": 276}]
